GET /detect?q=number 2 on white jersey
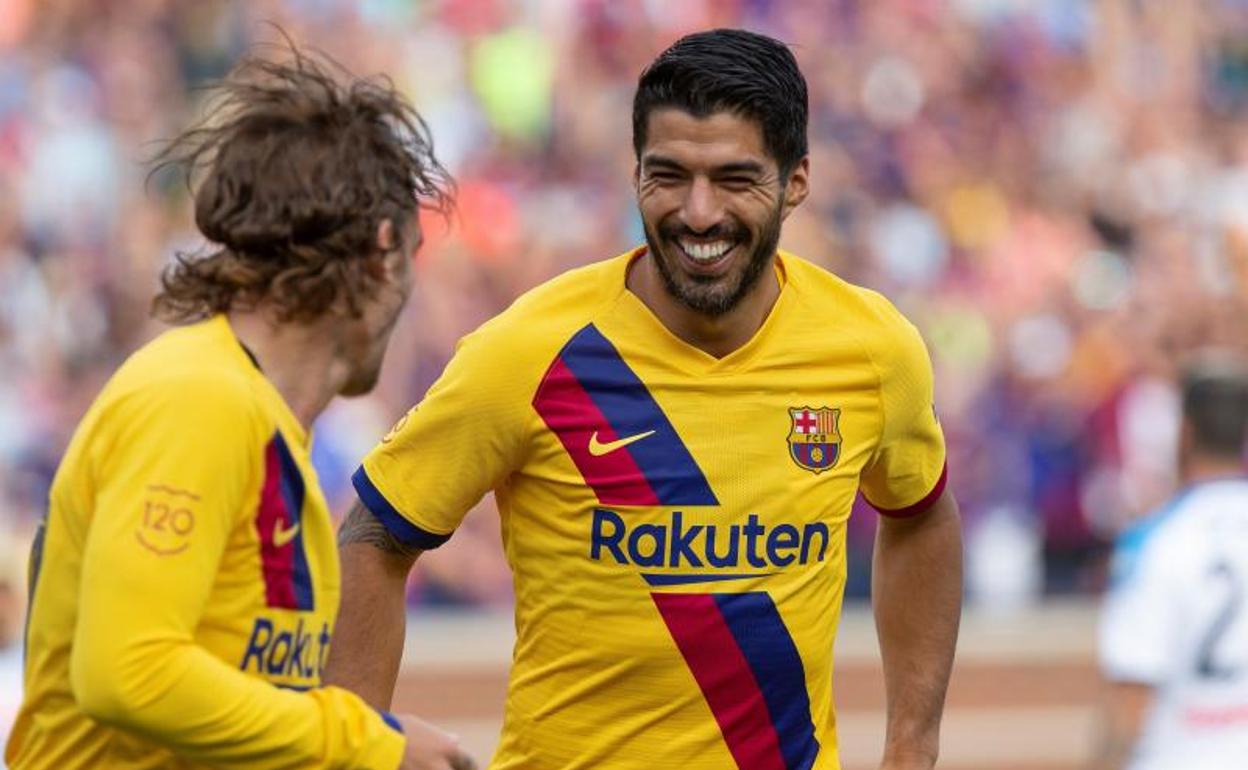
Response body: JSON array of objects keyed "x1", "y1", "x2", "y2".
[{"x1": 1196, "y1": 561, "x2": 1245, "y2": 681}]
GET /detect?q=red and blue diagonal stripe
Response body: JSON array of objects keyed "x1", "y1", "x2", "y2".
[
  {"x1": 256, "y1": 431, "x2": 314, "y2": 611},
  {"x1": 532, "y1": 324, "x2": 717, "y2": 506},
  {"x1": 653, "y1": 592, "x2": 819, "y2": 770}
]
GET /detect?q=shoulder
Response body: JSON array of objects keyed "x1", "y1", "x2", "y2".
[
  {"x1": 454, "y1": 252, "x2": 632, "y2": 369},
  {"x1": 784, "y1": 252, "x2": 921, "y2": 345},
  {"x1": 98, "y1": 323, "x2": 265, "y2": 437},
  {"x1": 74, "y1": 326, "x2": 272, "y2": 489},
  {"x1": 783, "y1": 254, "x2": 931, "y2": 399},
  {"x1": 507, "y1": 254, "x2": 627, "y2": 318},
  {"x1": 1110, "y1": 491, "x2": 1197, "y2": 589}
]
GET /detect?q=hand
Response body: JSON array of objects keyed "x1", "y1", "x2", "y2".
[{"x1": 395, "y1": 714, "x2": 478, "y2": 770}]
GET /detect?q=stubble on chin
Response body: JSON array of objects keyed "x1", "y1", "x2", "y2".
[{"x1": 642, "y1": 209, "x2": 782, "y2": 318}]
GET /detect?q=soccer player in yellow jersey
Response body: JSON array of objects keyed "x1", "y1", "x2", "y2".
[
  {"x1": 329, "y1": 29, "x2": 963, "y2": 770},
  {"x1": 7, "y1": 46, "x2": 476, "y2": 770}
]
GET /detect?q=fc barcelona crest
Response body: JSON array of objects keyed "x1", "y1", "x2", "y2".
[{"x1": 788, "y1": 407, "x2": 842, "y2": 474}]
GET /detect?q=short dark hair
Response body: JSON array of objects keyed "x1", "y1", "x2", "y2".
[
  {"x1": 152, "y1": 40, "x2": 453, "y2": 324},
  {"x1": 1183, "y1": 356, "x2": 1248, "y2": 458},
  {"x1": 632, "y1": 28, "x2": 808, "y2": 176}
]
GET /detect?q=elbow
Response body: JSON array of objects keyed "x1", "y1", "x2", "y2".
[{"x1": 69, "y1": 641, "x2": 139, "y2": 728}]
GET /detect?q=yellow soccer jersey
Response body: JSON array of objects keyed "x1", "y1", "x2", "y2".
[
  {"x1": 8, "y1": 316, "x2": 404, "y2": 770},
  {"x1": 356, "y1": 249, "x2": 947, "y2": 770}
]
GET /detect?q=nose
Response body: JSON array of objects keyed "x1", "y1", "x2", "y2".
[{"x1": 680, "y1": 176, "x2": 724, "y2": 234}]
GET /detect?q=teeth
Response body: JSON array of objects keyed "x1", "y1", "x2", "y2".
[{"x1": 680, "y1": 240, "x2": 733, "y2": 262}]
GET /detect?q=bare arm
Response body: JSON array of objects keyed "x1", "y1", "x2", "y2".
[
  {"x1": 325, "y1": 499, "x2": 422, "y2": 710},
  {"x1": 872, "y1": 488, "x2": 963, "y2": 770},
  {"x1": 1092, "y1": 682, "x2": 1152, "y2": 770}
]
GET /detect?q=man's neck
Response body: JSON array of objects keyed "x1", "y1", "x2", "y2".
[
  {"x1": 226, "y1": 309, "x2": 348, "y2": 430},
  {"x1": 1182, "y1": 453, "x2": 1246, "y2": 486},
  {"x1": 628, "y1": 252, "x2": 781, "y2": 359}
]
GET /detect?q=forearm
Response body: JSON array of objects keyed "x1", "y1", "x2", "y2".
[
  {"x1": 1091, "y1": 682, "x2": 1152, "y2": 770},
  {"x1": 325, "y1": 500, "x2": 421, "y2": 709},
  {"x1": 73, "y1": 491, "x2": 404, "y2": 767},
  {"x1": 872, "y1": 490, "x2": 963, "y2": 768},
  {"x1": 71, "y1": 630, "x2": 403, "y2": 768},
  {"x1": 1092, "y1": 730, "x2": 1136, "y2": 770}
]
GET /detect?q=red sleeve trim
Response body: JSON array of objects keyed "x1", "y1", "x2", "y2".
[{"x1": 867, "y1": 462, "x2": 948, "y2": 519}]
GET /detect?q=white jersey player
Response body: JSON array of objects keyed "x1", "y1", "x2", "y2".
[{"x1": 1098, "y1": 359, "x2": 1248, "y2": 770}]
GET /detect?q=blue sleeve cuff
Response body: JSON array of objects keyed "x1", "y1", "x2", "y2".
[
  {"x1": 379, "y1": 709, "x2": 403, "y2": 733},
  {"x1": 351, "y1": 466, "x2": 454, "y2": 550}
]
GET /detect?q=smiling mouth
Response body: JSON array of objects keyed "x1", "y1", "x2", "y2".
[{"x1": 675, "y1": 237, "x2": 739, "y2": 272}]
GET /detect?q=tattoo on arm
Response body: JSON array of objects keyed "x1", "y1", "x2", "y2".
[{"x1": 338, "y1": 500, "x2": 422, "y2": 560}]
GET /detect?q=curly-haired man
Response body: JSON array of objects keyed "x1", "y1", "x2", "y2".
[{"x1": 7, "y1": 42, "x2": 472, "y2": 770}]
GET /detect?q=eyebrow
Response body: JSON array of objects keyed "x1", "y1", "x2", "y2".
[{"x1": 642, "y1": 155, "x2": 767, "y2": 176}]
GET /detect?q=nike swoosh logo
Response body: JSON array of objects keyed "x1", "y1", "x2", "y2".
[
  {"x1": 588, "y1": 430, "x2": 656, "y2": 457},
  {"x1": 273, "y1": 520, "x2": 301, "y2": 548}
]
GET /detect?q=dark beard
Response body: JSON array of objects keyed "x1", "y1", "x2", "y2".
[{"x1": 642, "y1": 200, "x2": 784, "y2": 317}]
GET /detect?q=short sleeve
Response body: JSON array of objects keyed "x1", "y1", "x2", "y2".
[
  {"x1": 1098, "y1": 523, "x2": 1182, "y2": 684},
  {"x1": 354, "y1": 328, "x2": 532, "y2": 549},
  {"x1": 858, "y1": 304, "x2": 947, "y2": 516}
]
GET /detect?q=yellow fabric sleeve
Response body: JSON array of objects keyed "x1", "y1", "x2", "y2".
[
  {"x1": 356, "y1": 325, "x2": 532, "y2": 548},
  {"x1": 70, "y1": 375, "x2": 404, "y2": 769},
  {"x1": 858, "y1": 299, "x2": 948, "y2": 514}
]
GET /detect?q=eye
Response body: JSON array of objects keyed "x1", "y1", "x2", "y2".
[
  {"x1": 648, "y1": 170, "x2": 682, "y2": 183},
  {"x1": 719, "y1": 176, "x2": 755, "y2": 189}
]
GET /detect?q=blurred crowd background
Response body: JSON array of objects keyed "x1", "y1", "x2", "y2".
[{"x1": 3, "y1": 0, "x2": 1248, "y2": 641}]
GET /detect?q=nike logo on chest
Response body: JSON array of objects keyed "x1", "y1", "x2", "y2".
[{"x1": 588, "y1": 430, "x2": 656, "y2": 456}]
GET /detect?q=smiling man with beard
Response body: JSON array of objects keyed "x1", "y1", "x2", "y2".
[{"x1": 329, "y1": 28, "x2": 963, "y2": 770}]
